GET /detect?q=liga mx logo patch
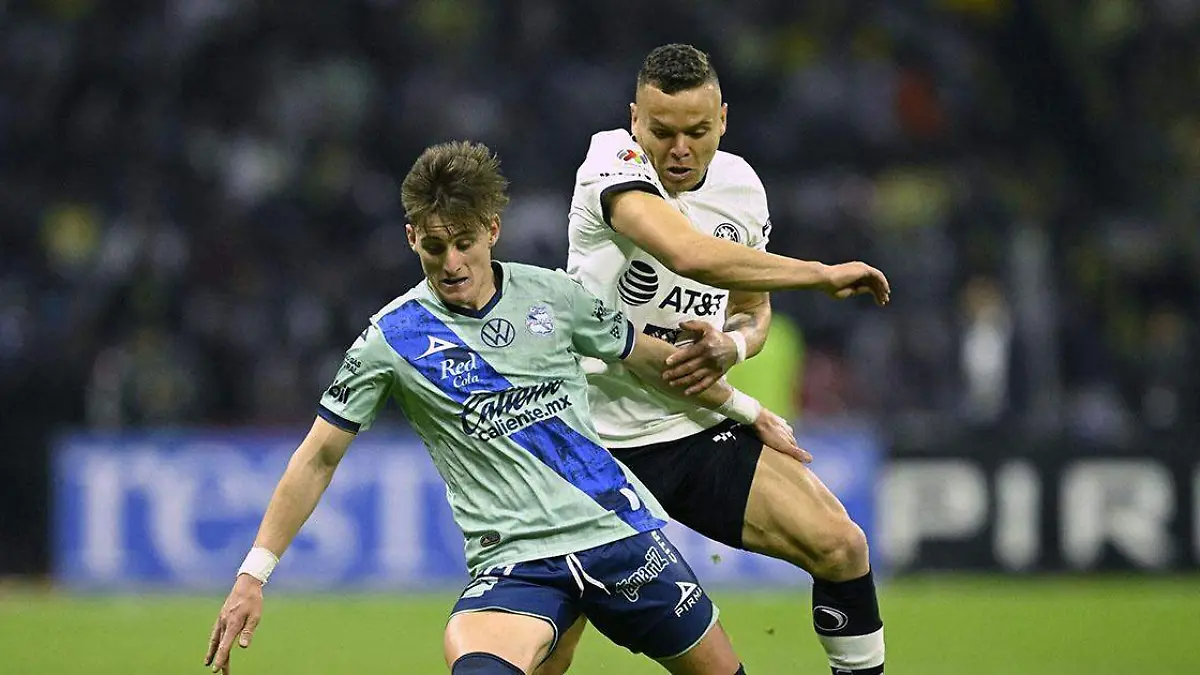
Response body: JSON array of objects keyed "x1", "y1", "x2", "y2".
[{"x1": 617, "y1": 147, "x2": 649, "y2": 166}]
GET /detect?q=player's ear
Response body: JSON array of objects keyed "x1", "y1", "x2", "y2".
[
  {"x1": 719, "y1": 103, "x2": 728, "y2": 137},
  {"x1": 629, "y1": 102, "x2": 638, "y2": 132},
  {"x1": 405, "y1": 223, "x2": 417, "y2": 250},
  {"x1": 487, "y1": 216, "x2": 500, "y2": 248}
]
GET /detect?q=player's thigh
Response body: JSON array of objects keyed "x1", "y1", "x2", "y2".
[
  {"x1": 532, "y1": 616, "x2": 587, "y2": 675},
  {"x1": 741, "y1": 445, "x2": 868, "y2": 575},
  {"x1": 447, "y1": 568, "x2": 580, "y2": 672},
  {"x1": 574, "y1": 531, "x2": 730, "y2": 663},
  {"x1": 614, "y1": 421, "x2": 761, "y2": 550},
  {"x1": 657, "y1": 620, "x2": 741, "y2": 675},
  {"x1": 445, "y1": 610, "x2": 556, "y2": 672}
]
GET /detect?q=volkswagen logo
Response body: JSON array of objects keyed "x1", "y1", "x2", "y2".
[{"x1": 480, "y1": 318, "x2": 516, "y2": 348}]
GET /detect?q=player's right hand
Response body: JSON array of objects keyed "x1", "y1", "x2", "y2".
[
  {"x1": 751, "y1": 408, "x2": 811, "y2": 464},
  {"x1": 663, "y1": 320, "x2": 739, "y2": 395},
  {"x1": 821, "y1": 261, "x2": 891, "y2": 306},
  {"x1": 205, "y1": 573, "x2": 265, "y2": 674}
]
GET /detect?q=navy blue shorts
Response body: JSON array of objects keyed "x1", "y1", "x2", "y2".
[{"x1": 450, "y1": 530, "x2": 717, "y2": 660}]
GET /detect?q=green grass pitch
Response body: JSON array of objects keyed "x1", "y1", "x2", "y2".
[{"x1": 2, "y1": 577, "x2": 1198, "y2": 674}]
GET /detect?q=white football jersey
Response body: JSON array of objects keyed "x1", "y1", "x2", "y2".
[{"x1": 567, "y1": 129, "x2": 771, "y2": 447}]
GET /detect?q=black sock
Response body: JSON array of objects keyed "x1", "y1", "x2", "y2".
[
  {"x1": 812, "y1": 570, "x2": 885, "y2": 674},
  {"x1": 451, "y1": 652, "x2": 524, "y2": 674}
]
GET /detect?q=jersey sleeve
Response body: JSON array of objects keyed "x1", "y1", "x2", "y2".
[
  {"x1": 748, "y1": 214, "x2": 771, "y2": 252},
  {"x1": 317, "y1": 324, "x2": 396, "y2": 434},
  {"x1": 558, "y1": 270, "x2": 635, "y2": 362},
  {"x1": 742, "y1": 169, "x2": 772, "y2": 252},
  {"x1": 575, "y1": 130, "x2": 668, "y2": 228}
]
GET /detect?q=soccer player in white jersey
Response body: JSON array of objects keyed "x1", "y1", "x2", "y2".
[
  {"x1": 203, "y1": 141, "x2": 804, "y2": 675},
  {"x1": 546, "y1": 45, "x2": 890, "y2": 675}
]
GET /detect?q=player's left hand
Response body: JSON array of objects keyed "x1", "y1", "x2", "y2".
[
  {"x1": 751, "y1": 408, "x2": 811, "y2": 464},
  {"x1": 663, "y1": 320, "x2": 738, "y2": 395},
  {"x1": 822, "y1": 261, "x2": 891, "y2": 306},
  {"x1": 205, "y1": 574, "x2": 264, "y2": 674}
]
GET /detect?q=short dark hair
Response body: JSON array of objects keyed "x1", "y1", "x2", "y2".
[
  {"x1": 401, "y1": 141, "x2": 510, "y2": 234},
  {"x1": 637, "y1": 43, "x2": 720, "y2": 95}
]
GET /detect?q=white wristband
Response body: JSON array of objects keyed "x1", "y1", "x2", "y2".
[
  {"x1": 718, "y1": 388, "x2": 761, "y2": 425},
  {"x1": 725, "y1": 331, "x2": 748, "y2": 364},
  {"x1": 238, "y1": 547, "x2": 279, "y2": 585}
]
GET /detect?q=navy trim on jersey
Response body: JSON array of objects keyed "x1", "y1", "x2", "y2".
[
  {"x1": 440, "y1": 262, "x2": 505, "y2": 319},
  {"x1": 599, "y1": 181, "x2": 659, "y2": 229},
  {"x1": 317, "y1": 405, "x2": 361, "y2": 434},
  {"x1": 619, "y1": 319, "x2": 636, "y2": 360},
  {"x1": 377, "y1": 300, "x2": 665, "y2": 534}
]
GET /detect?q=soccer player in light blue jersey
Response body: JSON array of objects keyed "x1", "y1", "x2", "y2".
[{"x1": 204, "y1": 141, "x2": 804, "y2": 675}]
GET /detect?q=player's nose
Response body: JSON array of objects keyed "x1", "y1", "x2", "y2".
[{"x1": 444, "y1": 248, "x2": 466, "y2": 269}]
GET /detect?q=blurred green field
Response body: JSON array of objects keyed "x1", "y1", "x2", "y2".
[{"x1": 2, "y1": 576, "x2": 1199, "y2": 674}]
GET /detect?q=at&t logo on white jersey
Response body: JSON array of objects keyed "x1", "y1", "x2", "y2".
[
  {"x1": 617, "y1": 259, "x2": 726, "y2": 317},
  {"x1": 618, "y1": 260, "x2": 658, "y2": 306}
]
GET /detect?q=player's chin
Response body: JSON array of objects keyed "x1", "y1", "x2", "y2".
[
  {"x1": 662, "y1": 170, "x2": 697, "y2": 190},
  {"x1": 437, "y1": 277, "x2": 472, "y2": 300}
]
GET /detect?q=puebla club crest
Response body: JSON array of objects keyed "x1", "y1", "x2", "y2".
[{"x1": 526, "y1": 304, "x2": 555, "y2": 336}]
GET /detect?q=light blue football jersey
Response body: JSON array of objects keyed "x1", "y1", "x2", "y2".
[{"x1": 319, "y1": 262, "x2": 668, "y2": 574}]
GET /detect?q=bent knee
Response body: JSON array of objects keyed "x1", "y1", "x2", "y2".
[
  {"x1": 533, "y1": 617, "x2": 584, "y2": 675},
  {"x1": 807, "y1": 520, "x2": 870, "y2": 580},
  {"x1": 533, "y1": 650, "x2": 573, "y2": 675}
]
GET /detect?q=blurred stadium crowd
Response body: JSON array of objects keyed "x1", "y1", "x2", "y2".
[{"x1": 1, "y1": 0, "x2": 1197, "y2": 448}]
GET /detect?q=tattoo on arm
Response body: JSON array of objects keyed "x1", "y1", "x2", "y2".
[
  {"x1": 723, "y1": 312, "x2": 759, "y2": 333},
  {"x1": 724, "y1": 293, "x2": 772, "y2": 358}
]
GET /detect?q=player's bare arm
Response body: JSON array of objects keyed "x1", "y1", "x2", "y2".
[
  {"x1": 608, "y1": 189, "x2": 890, "y2": 304},
  {"x1": 663, "y1": 290, "x2": 771, "y2": 395},
  {"x1": 622, "y1": 332, "x2": 809, "y2": 463},
  {"x1": 723, "y1": 291, "x2": 772, "y2": 357},
  {"x1": 205, "y1": 417, "x2": 355, "y2": 674}
]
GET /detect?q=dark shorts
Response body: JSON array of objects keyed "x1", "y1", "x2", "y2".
[
  {"x1": 450, "y1": 530, "x2": 717, "y2": 660},
  {"x1": 611, "y1": 419, "x2": 763, "y2": 549}
]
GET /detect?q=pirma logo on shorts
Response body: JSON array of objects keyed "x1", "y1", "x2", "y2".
[{"x1": 673, "y1": 581, "x2": 704, "y2": 617}]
